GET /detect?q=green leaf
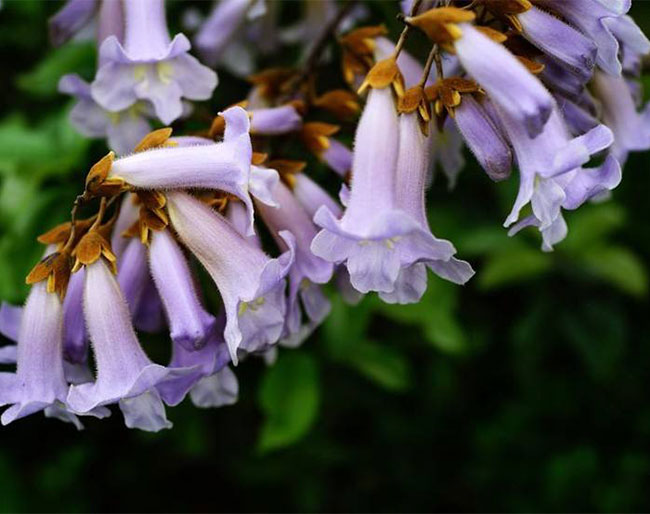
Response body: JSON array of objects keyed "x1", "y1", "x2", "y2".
[
  {"x1": 479, "y1": 247, "x2": 552, "y2": 290},
  {"x1": 17, "y1": 43, "x2": 96, "y2": 98},
  {"x1": 578, "y1": 245, "x2": 648, "y2": 296},
  {"x1": 561, "y1": 203, "x2": 626, "y2": 254},
  {"x1": 344, "y1": 340, "x2": 411, "y2": 392},
  {"x1": 376, "y1": 277, "x2": 469, "y2": 355},
  {"x1": 258, "y1": 352, "x2": 320, "y2": 453},
  {"x1": 0, "y1": 111, "x2": 90, "y2": 178}
]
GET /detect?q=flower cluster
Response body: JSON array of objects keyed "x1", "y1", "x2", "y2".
[{"x1": 0, "y1": 0, "x2": 648, "y2": 430}]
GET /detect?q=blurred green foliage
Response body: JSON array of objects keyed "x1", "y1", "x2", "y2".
[{"x1": 1, "y1": 1, "x2": 650, "y2": 512}]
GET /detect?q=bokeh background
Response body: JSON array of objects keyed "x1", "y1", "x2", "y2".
[{"x1": 1, "y1": 1, "x2": 650, "y2": 512}]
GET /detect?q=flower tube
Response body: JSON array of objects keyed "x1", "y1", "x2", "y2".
[
  {"x1": 149, "y1": 229, "x2": 217, "y2": 351},
  {"x1": 167, "y1": 192, "x2": 294, "y2": 362},
  {"x1": 67, "y1": 259, "x2": 192, "y2": 431}
]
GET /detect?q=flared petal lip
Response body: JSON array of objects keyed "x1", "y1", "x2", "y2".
[
  {"x1": 99, "y1": 33, "x2": 192, "y2": 64},
  {"x1": 66, "y1": 363, "x2": 198, "y2": 413},
  {"x1": 248, "y1": 230, "x2": 295, "y2": 300},
  {"x1": 314, "y1": 205, "x2": 425, "y2": 242}
]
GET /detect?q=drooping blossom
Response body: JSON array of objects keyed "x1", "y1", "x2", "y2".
[
  {"x1": 498, "y1": 105, "x2": 621, "y2": 250},
  {"x1": 67, "y1": 257, "x2": 193, "y2": 431},
  {"x1": 0, "y1": 281, "x2": 108, "y2": 428},
  {"x1": 166, "y1": 191, "x2": 294, "y2": 362},
  {"x1": 380, "y1": 101, "x2": 474, "y2": 304}
]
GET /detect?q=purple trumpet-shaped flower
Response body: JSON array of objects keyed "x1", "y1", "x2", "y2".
[
  {"x1": 49, "y1": 0, "x2": 97, "y2": 47},
  {"x1": 605, "y1": 15, "x2": 650, "y2": 74},
  {"x1": 0, "y1": 282, "x2": 107, "y2": 428},
  {"x1": 517, "y1": 6, "x2": 597, "y2": 80},
  {"x1": 535, "y1": 0, "x2": 629, "y2": 76},
  {"x1": 91, "y1": 0, "x2": 217, "y2": 125},
  {"x1": 62, "y1": 269, "x2": 87, "y2": 364},
  {"x1": 292, "y1": 175, "x2": 363, "y2": 306},
  {"x1": 312, "y1": 88, "x2": 455, "y2": 294},
  {"x1": 454, "y1": 23, "x2": 553, "y2": 137},
  {"x1": 111, "y1": 193, "x2": 139, "y2": 258},
  {"x1": 293, "y1": 174, "x2": 342, "y2": 219},
  {"x1": 157, "y1": 326, "x2": 231, "y2": 407},
  {"x1": 0, "y1": 303, "x2": 21, "y2": 343},
  {"x1": 194, "y1": 0, "x2": 264, "y2": 67},
  {"x1": 190, "y1": 367, "x2": 238, "y2": 408},
  {"x1": 257, "y1": 180, "x2": 333, "y2": 339},
  {"x1": 149, "y1": 229, "x2": 216, "y2": 351},
  {"x1": 67, "y1": 259, "x2": 192, "y2": 431},
  {"x1": 166, "y1": 192, "x2": 294, "y2": 362},
  {"x1": 321, "y1": 139, "x2": 353, "y2": 178},
  {"x1": 498, "y1": 105, "x2": 621, "y2": 250},
  {"x1": 429, "y1": 118, "x2": 465, "y2": 189},
  {"x1": 109, "y1": 107, "x2": 263, "y2": 235},
  {"x1": 59, "y1": 74, "x2": 152, "y2": 156},
  {"x1": 592, "y1": 71, "x2": 650, "y2": 164},
  {"x1": 453, "y1": 96, "x2": 512, "y2": 182},
  {"x1": 117, "y1": 238, "x2": 149, "y2": 317},
  {"x1": 380, "y1": 112, "x2": 474, "y2": 304},
  {"x1": 250, "y1": 105, "x2": 303, "y2": 136},
  {"x1": 133, "y1": 277, "x2": 166, "y2": 334}
]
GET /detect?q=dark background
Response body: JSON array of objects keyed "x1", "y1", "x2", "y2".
[{"x1": 1, "y1": 1, "x2": 650, "y2": 512}]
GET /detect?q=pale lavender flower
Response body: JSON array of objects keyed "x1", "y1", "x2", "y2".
[
  {"x1": 312, "y1": 88, "x2": 456, "y2": 294},
  {"x1": 132, "y1": 279, "x2": 166, "y2": 334},
  {"x1": 117, "y1": 238, "x2": 149, "y2": 318},
  {"x1": 149, "y1": 229, "x2": 216, "y2": 351},
  {"x1": 380, "y1": 112, "x2": 474, "y2": 304},
  {"x1": 0, "y1": 282, "x2": 107, "y2": 427},
  {"x1": 111, "y1": 193, "x2": 139, "y2": 258},
  {"x1": 167, "y1": 192, "x2": 294, "y2": 362},
  {"x1": 429, "y1": 118, "x2": 465, "y2": 189},
  {"x1": 91, "y1": 0, "x2": 217, "y2": 125},
  {"x1": 189, "y1": 367, "x2": 238, "y2": 408},
  {"x1": 59, "y1": 74, "x2": 151, "y2": 156},
  {"x1": 518, "y1": 6, "x2": 597, "y2": 80},
  {"x1": 67, "y1": 259, "x2": 192, "y2": 431},
  {"x1": 194, "y1": 0, "x2": 265, "y2": 67},
  {"x1": 498, "y1": 105, "x2": 621, "y2": 250},
  {"x1": 250, "y1": 105, "x2": 303, "y2": 136},
  {"x1": 257, "y1": 180, "x2": 333, "y2": 338},
  {"x1": 539, "y1": 56, "x2": 587, "y2": 98},
  {"x1": 453, "y1": 96, "x2": 512, "y2": 182},
  {"x1": 49, "y1": 0, "x2": 97, "y2": 47},
  {"x1": 157, "y1": 329, "x2": 230, "y2": 407},
  {"x1": 454, "y1": 23, "x2": 553, "y2": 137},
  {"x1": 0, "y1": 303, "x2": 21, "y2": 343},
  {"x1": 293, "y1": 174, "x2": 342, "y2": 219},
  {"x1": 534, "y1": 0, "x2": 630, "y2": 75},
  {"x1": 592, "y1": 70, "x2": 650, "y2": 164},
  {"x1": 109, "y1": 107, "x2": 260, "y2": 235},
  {"x1": 605, "y1": 15, "x2": 650, "y2": 74},
  {"x1": 62, "y1": 269, "x2": 87, "y2": 364},
  {"x1": 321, "y1": 139, "x2": 353, "y2": 177}
]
